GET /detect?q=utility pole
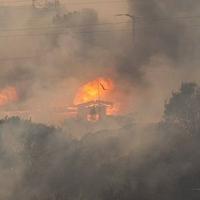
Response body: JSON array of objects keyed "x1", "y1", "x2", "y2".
[
  {"x1": 54, "y1": 0, "x2": 60, "y2": 8},
  {"x1": 116, "y1": 14, "x2": 136, "y2": 46},
  {"x1": 116, "y1": 13, "x2": 138, "y2": 73},
  {"x1": 32, "y1": 0, "x2": 36, "y2": 8}
]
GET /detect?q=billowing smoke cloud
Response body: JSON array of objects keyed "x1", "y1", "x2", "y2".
[
  {"x1": 0, "y1": 0, "x2": 200, "y2": 123},
  {"x1": 128, "y1": 0, "x2": 199, "y2": 65},
  {"x1": 0, "y1": 1, "x2": 200, "y2": 199},
  {"x1": 122, "y1": 0, "x2": 200, "y2": 121},
  {"x1": 112, "y1": 0, "x2": 200, "y2": 85},
  {"x1": 0, "y1": 6, "x2": 109, "y2": 123},
  {"x1": 1, "y1": 105, "x2": 200, "y2": 200}
]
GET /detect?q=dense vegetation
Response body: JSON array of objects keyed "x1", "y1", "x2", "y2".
[{"x1": 1, "y1": 83, "x2": 200, "y2": 200}]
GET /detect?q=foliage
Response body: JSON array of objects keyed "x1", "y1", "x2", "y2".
[
  {"x1": 164, "y1": 82, "x2": 200, "y2": 134},
  {"x1": 1, "y1": 83, "x2": 200, "y2": 200}
]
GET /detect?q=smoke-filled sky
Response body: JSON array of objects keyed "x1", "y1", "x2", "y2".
[
  {"x1": 0, "y1": 0, "x2": 200, "y2": 124},
  {"x1": 1, "y1": 1, "x2": 200, "y2": 200}
]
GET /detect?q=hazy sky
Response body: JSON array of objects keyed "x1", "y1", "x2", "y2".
[
  {"x1": 0, "y1": 0, "x2": 200, "y2": 125},
  {"x1": 0, "y1": 0, "x2": 129, "y2": 19}
]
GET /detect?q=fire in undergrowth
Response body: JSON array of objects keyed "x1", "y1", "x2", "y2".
[
  {"x1": 0, "y1": 86, "x2": 18, "y2": 107},
  {"x1": 71, "y1": 77, "x2": 120, "y2": 121}
]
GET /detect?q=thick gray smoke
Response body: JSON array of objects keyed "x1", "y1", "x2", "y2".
[
  {"x1": 1, "y1": 82, "x2": 200, "y2": 200},
  {"x1": 0, "y1": 1, "x2": 200, "y2": 123},
  {"x1": 0, "y1": 1, "x2": 200, "y2": 199},
  {"x1": 123, "y1": 0, "x2": 200, "y2": 121},
  {"x1": 0, "y1": 6, "x2": 111, "y2": 123},
  {"x1": 112, "y1": 0, "x2": 200, "y2": 85}
]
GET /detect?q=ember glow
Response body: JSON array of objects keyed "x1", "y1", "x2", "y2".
[
  {"x1": 74, "y1": 77, "x2": 114, "y2": 105},
  {"x1": 74, "y1": 77, "x2": 120, "y2": 116},
  {"x1": 0, "y1": 87, "x2": 18, "y2": 107}
]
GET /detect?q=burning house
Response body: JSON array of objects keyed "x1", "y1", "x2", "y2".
[
  {"x1": 69, "y1": 77, "x2": 117, "y2": 122},
  {"x1": 75, "y1": 100, "x2": 113, "y2": 121},
  {"x1": 0, "y1": 2, "x2": 118, "y2": 123}
]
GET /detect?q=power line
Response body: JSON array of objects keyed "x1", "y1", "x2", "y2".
[
  {"x1": 0, "y1": 34, "x2": 198, "y2": 62},
  {"x1": 0, "y1": 0, "x2": 128, "y2": 6},
  {"x1": 1, "y1": 14, "x2": 200, "y2": 34},
  {"x1": 62, "y1": 1, "x2": 127, "y2": 5},
  {"x1": 116, "y1": 14, "x2": 200, "y2": 25},
  {"x1": 0, "y1": 28, "x2": 133, "y2": 38},
  {"x1": 0, "y1": 21, "x2": 130, "y2": 32},
  {"x1": 1, "y1": 22, "x2": 200, "y2": 38},
  {"x1": 0, "y1": 13, "x2": 200, "y2": 33},
  {"x1": 0, "y1": 56, "x2": 39, "y2": 62},
  {"x1": 134, "y1": 15, "x2": 200, "y2": 21}
]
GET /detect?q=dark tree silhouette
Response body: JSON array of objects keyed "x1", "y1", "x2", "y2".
[{"x1": 164, "y1": 82, "x2": 200, "y2": 134}]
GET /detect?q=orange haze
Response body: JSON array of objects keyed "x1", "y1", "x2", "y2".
[
  {"x1": 74, "y1": 78, "x2": 114, "y2": 105},
  {"x1": 0, "y1": 87, "x2": 18, "y2": 107},
  {"x1": 74, "y1": 77, "x2": 120, "y2": 115}
]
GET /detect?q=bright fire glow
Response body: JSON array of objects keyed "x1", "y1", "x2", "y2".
[
  {"x1": 74, "y1": 77, "x2": 114, "y2": 105},
  {"x1": 74, "y1": 77, "x2": 120, "y2": 116},
  {"x1": 0, "y1": 87, "x2": 18, "y2": 107}
]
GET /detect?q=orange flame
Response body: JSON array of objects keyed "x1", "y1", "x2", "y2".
[
  {"x1": 73, "y1": 77, "x2": 121, "y2": 116},
  {"x1": 0, "y1": 87, "x2": 18, "y2": 107},
  {"x1": 74, "y1": 77, "x2": 114, "y2": 105}
]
